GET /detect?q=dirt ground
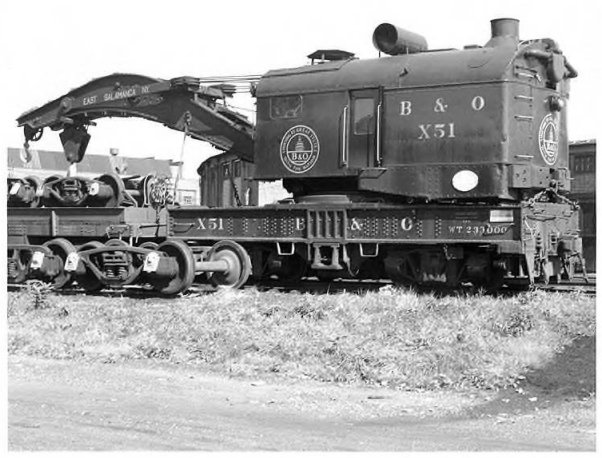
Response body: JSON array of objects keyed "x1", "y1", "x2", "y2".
[{"x1": 8, "y1": 336, "x2": 595, "y2": 451}]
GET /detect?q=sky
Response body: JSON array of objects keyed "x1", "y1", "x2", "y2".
[{"x1": 1, "y1": 0, "x2": 600, "y2": 179}]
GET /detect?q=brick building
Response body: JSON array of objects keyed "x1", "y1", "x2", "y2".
[
  {"x1": 7, "y1": 147, "x2": 200, "y2": 205},
  {"x1": 569, "y1": 140, "x2": 596, "y2": 271}
]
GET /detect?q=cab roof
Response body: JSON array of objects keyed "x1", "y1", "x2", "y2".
[{"x1": 257, "y1": 43, "x2": 518, "y2": 97}]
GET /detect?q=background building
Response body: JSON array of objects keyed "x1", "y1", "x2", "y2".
[
  {"x1": 568, "y1": 140, "x2": 596, "y2": 271},
  {"x1": 7, "y1": 147, "x2": 200, "y2": 205}
]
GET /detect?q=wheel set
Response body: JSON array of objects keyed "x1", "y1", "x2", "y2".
[
  {"x1": 7, "y1": 173, "x2": 170, "y2": 209},
  {"x1": 7, "y1": 238, "x2": 253, "y2": 295}
]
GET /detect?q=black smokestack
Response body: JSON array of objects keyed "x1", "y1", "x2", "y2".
[{"x1": 487, "y1": 18, "x2": 519, "y2": 47}]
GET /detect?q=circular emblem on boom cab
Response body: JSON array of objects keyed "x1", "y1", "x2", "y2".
[
  {"x1": 538, "y1": 114, "x2": 559, "y2": 166},
  {"x1": 279, "y1": 125, "x2": 320, "y2": 174}
]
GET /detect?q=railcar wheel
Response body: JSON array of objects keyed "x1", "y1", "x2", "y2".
[
  {"x1": 43, "y1": 175, "x2": 61, "y2": 185},
  {"x1": 97, "y1": 173, "x2": 127, "y2": 207},
  {"x1": 106, "y1": 239, "x2": 128, "y2": 247},
  {"x1": 384, "y1": 252, "x2": 416, "y2": 288},
  {"x1": 40, "y1": 175, "x2": 62, "y2": 207},
  {"x1": 279, "y1": 255, "x2": 307, "y2": 282},
  {"x1": 75, "y1": 241, "x2": 104, "y2": 292},
  {"x1": 42, "y1": 238, "x2": 76, "y2": 288},
  {"x1": 24, "y1": 176, "x2": 43, "y2": 207},
  {"x1": 266, "y1": 252, "x2": 306, "y2": 282},
  {"x1": 137, "y1": 241, "x2": 160, "y2": 265},
  {"x1": 155, "y1": 240, "x2": 195, "y2": 295},
  {"x1": 315, "y1": 271, "x2": 342, "y2": 282},
  {"x1": 473, "y1": 269, "x2": 505, "y2": 293},
  {"x1": 506, "y1": 281, "x2": 531, "y2": 292},
  {"x1": 7, "y1": 248, "x2": 30, "y2": 284},
  {"x1": 139, "y1": 241, "x2": 159, "y2": 250},
  {"x1": 207, "y1": 240, "x2": 251, "y2": 289}
]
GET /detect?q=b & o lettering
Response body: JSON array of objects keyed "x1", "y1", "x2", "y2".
[
  {"x1": 350, "y1": 218, "x2": 362, "y2": 231},
  {"x1": 401, "y1": 217, "x2": 413, "y2": 231},
  {"x1": 400, "y1": 101, "x2": 412, "y2": 116},
  {"x1": 434, "y1": 98, "x2": 448, "y2": 113},
  {"x1": 471, "y1": 96, "x2": 485, "y2": 111}
]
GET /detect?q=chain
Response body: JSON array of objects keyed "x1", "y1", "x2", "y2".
[
  {"x1": 225, "y1": 166, "x2": 243, "y2": 207},
  {"x1": 173, "y1": 112, "x2": 192, "y2": 202},
  {"x1": 525, "y1": 186, "x2": 579, "y2": 211}
]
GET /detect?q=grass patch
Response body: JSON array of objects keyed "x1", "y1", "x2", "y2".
[{"x1": 7, "y1": 287, "x2": 595, "y2": 391}]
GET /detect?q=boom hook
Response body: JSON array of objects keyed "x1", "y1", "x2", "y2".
[{"x1": 23, "y1": 125, "x2": 43, "y2": 155}]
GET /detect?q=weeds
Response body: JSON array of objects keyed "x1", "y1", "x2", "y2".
[
  {"x1": 7, "y1": 288, "x2": 595, "y2": 391},
  {"x1": 27, "y1": 280, "x2": 52, "y2": 309},
  {"x1": 492, "y1": 304, "x2": 534, "y2": 337}
]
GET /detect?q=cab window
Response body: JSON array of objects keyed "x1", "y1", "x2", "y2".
[
  {"x1": 270, "y1": 95, "x2": 303, "y2": 119},
  {"x1": 353, "y1": 98, "x2": 375, "y2": 135}
]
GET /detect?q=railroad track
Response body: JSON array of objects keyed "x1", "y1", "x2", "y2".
[
  {"x1": 538, "y1": 275, "x2": 596, "y2": 295},
  {"x1": 7, "y1": 274, "x2": 595, "y2": 297}
]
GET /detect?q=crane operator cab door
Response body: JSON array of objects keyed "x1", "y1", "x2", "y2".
[{"x1": 346, "y1": 89, "x2": 382, "y2": 170}]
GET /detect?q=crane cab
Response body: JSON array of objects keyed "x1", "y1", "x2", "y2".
[{"x1": 254, "y1": 19, "x2": 576, "y2": 202}]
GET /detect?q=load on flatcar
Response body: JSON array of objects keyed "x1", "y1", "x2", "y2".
[{"x1": 8, "y1": 18, "x2": 584, "y2": 293}]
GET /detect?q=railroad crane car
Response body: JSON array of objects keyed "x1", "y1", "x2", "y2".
[{"x1": 7, "y1": 18, "x2": 583, "y2": 293}]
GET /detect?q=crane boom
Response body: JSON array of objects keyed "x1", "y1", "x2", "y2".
[{"x1": 16, "y1": 73, "x2": 256, "y2": 163}]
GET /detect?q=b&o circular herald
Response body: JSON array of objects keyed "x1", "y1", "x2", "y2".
[
  {"x1": 279, "y1": 125, "x2": 320, "y2": 174},
  {"x1": 538, "y1": 114, "x2": 559, "y2": 166}
]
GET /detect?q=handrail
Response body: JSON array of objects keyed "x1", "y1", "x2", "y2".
[{"x1": 341, "y1": 105, "x2": 349, "y2": 166}]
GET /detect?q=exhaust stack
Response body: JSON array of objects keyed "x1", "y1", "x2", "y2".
[
  {"x1": 486, "y1": 18, "x2": 519, "y2": 47},
  {"x1": 373, "y1": 23, "x2": 428, "y2": 55}
]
